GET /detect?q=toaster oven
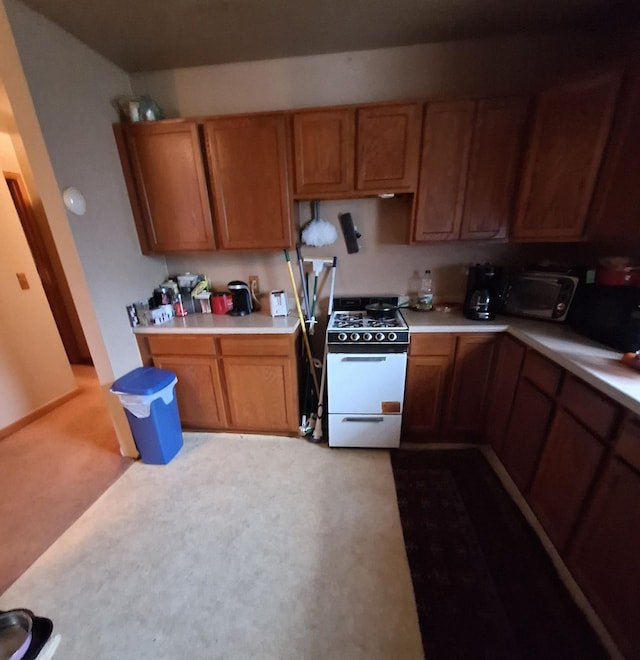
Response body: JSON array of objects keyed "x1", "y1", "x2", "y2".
[{"x1": 501, "y1": 272, "x2": 579, "y2": 322}]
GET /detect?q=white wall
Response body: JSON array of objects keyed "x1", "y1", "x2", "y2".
[
  {"x1": 0, "y1": 132, "x2": 75, "y2": 428},
  {"x1": 133, "y1": 33, "x2": 623, "y2": 117},
  {"x1": 132, "y1": 33, "x2": 611, "y2": 302},
  {"x1": 3, "y1": 0, "x2": 168, "y2": 380}
]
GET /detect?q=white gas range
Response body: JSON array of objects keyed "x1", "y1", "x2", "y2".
[{"x1": 326, "y1": 296, "x2": 409, "y2": 448}]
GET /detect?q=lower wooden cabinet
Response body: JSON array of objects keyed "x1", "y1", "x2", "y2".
[
  {"x1": 485, "y1": 335, "x2": 526, "y2": 454},
  {"x1": 528, "y1": 409, "x2": 606, "y2": 552},
  {"x1": 567, "y1": 416, "x2": 640, "y2": 659},
  {"x1": 402, "y1": 333, "x2": 454, "y2": 441},
  {"x1": 500, "y1": 351, "x2": 562, "y2": 493},
  {"x1": 221, "y1": 355, "x2": 298, "y2": 433},
  {"x1": 443, "y1": 333, "x2": 496, "y2": 440},
  {"x1": 143, "y1": 332, "x2": 299, "y2": 435},
  {"x1": 528, "y1": 376, "x2": 619, "y2": 552},
  {"x1": 152, "y1": 355, "x2": 227, "y2": 429},
  {"x1": 402, "y1": 332, "x2": 496, "y2": 442}
]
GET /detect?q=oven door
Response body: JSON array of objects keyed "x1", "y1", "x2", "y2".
[{"x1": 327, "y1": 352, "x2": 407, "y2": 414}]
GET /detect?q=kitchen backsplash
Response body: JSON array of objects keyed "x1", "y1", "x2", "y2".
[{"x1": 164, "y1": 197, "x2": 600, "y2": 303}]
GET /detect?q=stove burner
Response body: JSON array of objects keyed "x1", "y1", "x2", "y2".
[{"x1": 331, "y1": 312, "x2": 402, "y2": 330}]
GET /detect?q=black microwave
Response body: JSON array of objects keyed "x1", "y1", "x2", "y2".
[
  {"x1": 568, "y1": 285, "x2": 640, "y2": 352},
  {"x1": 501, "y1": 272, "x2": 580, "y2": 322}
]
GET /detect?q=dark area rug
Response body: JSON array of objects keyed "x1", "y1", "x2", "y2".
[{"x1": 390, "y1": 448, "x2": 607, "y2": 660}]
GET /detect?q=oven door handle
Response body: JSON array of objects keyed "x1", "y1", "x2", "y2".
[
  {"x1": 340, "y1": 356, "x2": 387, "y2": 362},
  {"x1": 342, "y1": 416, "x2": 385, "y2": 423}
]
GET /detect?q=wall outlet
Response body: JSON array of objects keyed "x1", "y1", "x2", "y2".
[{"x1": 248, "y1": 275, "x2": 260, "y2": 296}]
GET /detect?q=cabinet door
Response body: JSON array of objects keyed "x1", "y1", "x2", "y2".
[
  {"x1": 443, "y1": 333, "x2": 496, "y2": 440},
  {"x1": 512, "y1": 71, "x2": 621, "y2": 241},
  {"x1": 568, "y1": 419, "x2": 640, "y2": 659},
  {"x1": 402, "y1": 355, "x2": 451, "y2": 440},
  {"x1": 122, "y1": 121, "x2": 215, "y2": 252},
  {"x1": 222, "y1": 356, "x2": 298, "y2": 433},
  {"x1": 356, "y1": 103, "x2": 422, "y2": 192},
  {"x1": 460, "y1": 97, "x2": 529, "y2": 240},
  {"x1": 293, "y1": 109, "x2": 355, "y2": 194},
  {"x1": 485, "y1": 334, "x2": 526, "y2": 454},
  {"x1": 204, "y1": 113, "x2": 292, "y2": 249},
  {"x1": 528, "y1": 409, "x2": 605, "y2": 552},
  {"x1": 412, "y1": 101, "x2": 475, "y2": 241},
  {"x1": 501, "y1": 379, "x2": 555, "y2": 494},
  {"x1": 152, "y1": 355, "x2": 226, "y2": 429},
  {"x1": 588, "y1": 63, "x2": 640, "y2": 247}
]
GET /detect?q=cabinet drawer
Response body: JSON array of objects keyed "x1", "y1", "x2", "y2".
[
  {"x1": 409, "y1": 333, "x2": 455, "y2": 356},
  {"x1": 219, "y1": 335, "x2": 291, "y2": 356},
  {"x1": 559, "y1": 376, "x2": 619, "y2": 440},
  {"x1": 616, "y1": 415, "x2": 640, "y2": 472},
  {"x1": 147, "y1": 334, "x2": 217, "y2": 356},
  {"x1": 522, "y1": 350, "x2": 562, "y2": 396}
]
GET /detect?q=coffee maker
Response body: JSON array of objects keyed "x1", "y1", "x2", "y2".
[
  {"x1": 228, "y1": 281, "x2": 252, "y2": 316},
  {"x1": 463, "y1": 264, "x2": 503, "y2": 321}
]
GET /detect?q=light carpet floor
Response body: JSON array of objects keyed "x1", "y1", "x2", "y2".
[
  {"x1": 0, "y1": 365, "x2": 132, "y2": 594},
  {"x1": 0, "y1": 433, "x2": 423, "y2": 659}
]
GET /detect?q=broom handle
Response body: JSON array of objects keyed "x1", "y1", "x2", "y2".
[
  {"x1": 295, "y1": 244, "x2": 310, "y2": 317},
  {"x1": 285, "y1": 250, "x2": 319, "y2": 396},
  {"x1": 313, "y1": 256, "x2": 337, "y2": 440},
  {"x1": 328, "y1": 256, "x2": 337, "y2": 315}
]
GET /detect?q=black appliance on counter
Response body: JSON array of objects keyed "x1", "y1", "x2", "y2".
[
  {"x1": 569, "y1": 284, "x2": 640, "y2": 352},
  {"x1": 463, "y1": 264, "x2": 504, "y2": 321},
  {"x1": 227, "y1": 280, "x2": 252, "y2": 316}
]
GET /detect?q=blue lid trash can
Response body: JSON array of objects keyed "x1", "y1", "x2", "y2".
[{"x1": 111, "y1": 366, "x2": 183, "y2": 465}]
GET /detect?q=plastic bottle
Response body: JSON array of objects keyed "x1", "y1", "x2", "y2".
[{"x1": 418, "y1": 269, "x2": 433, "y2": 310}]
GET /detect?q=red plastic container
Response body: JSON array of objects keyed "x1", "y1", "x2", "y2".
[{"x1": 595, "y1": 266, "x2": 640, "y2": 287}]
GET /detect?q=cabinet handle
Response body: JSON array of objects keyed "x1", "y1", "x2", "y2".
[
  {"x1": 341, "y1": 356, "x2": 386, "y2": 362},
  {"x1": 342, "y1": 416, "x2": 384, "y2": 423}
]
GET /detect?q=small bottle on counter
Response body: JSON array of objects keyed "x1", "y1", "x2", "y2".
[
  {"x1": 418, "y1": 269, "x2": 433, "y2": 311},
  {"x1": 173, "y1": 293, "x2": 187, "y2": 317}
]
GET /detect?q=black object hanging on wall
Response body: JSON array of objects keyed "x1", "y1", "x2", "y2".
[{"x1": 339, "y1": 213, "x2": 361, "y2": 254}]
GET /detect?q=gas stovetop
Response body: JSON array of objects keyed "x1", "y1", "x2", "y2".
[
  {"x1": 327, "y1": 296, "x2": 409, "y2": 351},
  {"x1": 330, "y1": 312, "x2": 405, "y2": 330}
]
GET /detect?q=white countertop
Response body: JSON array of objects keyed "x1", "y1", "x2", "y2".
[
  {"x1": 402, "y1": 309, "x2": 640, "y2": 417},
  {"x1": 132, "y1": 311, "x2": 300, "y2": 335},
  {"x1": 132, "y1": 308, "x2": 639, "y2": 416}
]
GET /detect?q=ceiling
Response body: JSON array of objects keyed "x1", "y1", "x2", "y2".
[{"x1": 16, "y1": 0, "x2": 640, "y2": 73}]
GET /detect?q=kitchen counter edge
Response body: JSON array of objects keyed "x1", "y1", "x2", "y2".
[
  {"x1": 132, "y1": 313, "x2": 300, "y2": 335},
  {"x1": 403, "y1": 309, "x2": 640, "y2": 417}
]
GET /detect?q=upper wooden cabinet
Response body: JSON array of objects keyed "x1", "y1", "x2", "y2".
[
  {"x1": 413, "y1": 101, "x2": 475, "y2": 241},
  {"x1": 512, "y1": 71, "x2": 622, "y2": 241},
  {"x1": 588, "y1": 63, "x2": 640, "y2": 247},
  {"x1": 356, "y1": 103, "x2": 422, "y2": 192},
  {"x1": 293, "y1": 108, "x2": 355, "y2": 195},
  {"x1": 412, "y1": 97, "x2": 528, "y2": 242},
  {"x1": 292, "y1": 103, "x2": 422, "y2": 197},
  {"x1": 460, "y1": 97, "x2": 529, "y2": 240},
  {"x1": 203, "y1": 113, "x2": 293, "y2": 250},
  {"x1": 117, "y1": 120, "x2": 216, "y2": 253}
]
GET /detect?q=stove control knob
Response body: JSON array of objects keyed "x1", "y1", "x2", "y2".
[
  {"x1": 388, "y1": 332, "x2": 397, "y2": 342},
  {"x1": 338, "y1": 332, "x2": 348, "y2": 342},
  {"x1": 375, "y1": 332, "x2": 385, "y2": 342},
  {"x1": 350, "y1": 332, "x2": 360, "y2": 342},
  {"x1": 363, "y1": 332, "x2": 373, "y2": 341}
]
